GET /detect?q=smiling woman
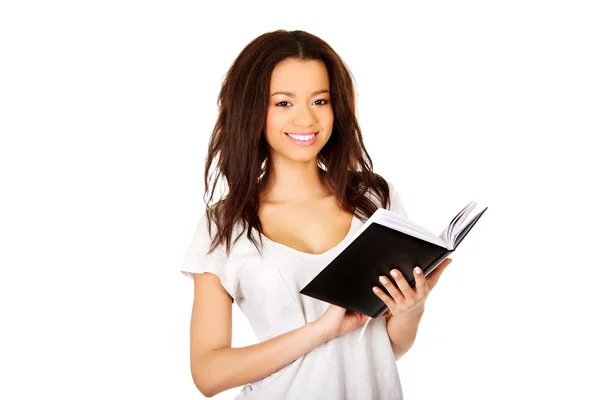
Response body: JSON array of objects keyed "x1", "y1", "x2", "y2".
[{"x1": 179, "y1": 29, "x2": 433, "y2": 400}]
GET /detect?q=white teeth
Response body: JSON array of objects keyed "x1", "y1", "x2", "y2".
[{"x1": 288, "y1": 133, "x2": 315, "y2": 141}]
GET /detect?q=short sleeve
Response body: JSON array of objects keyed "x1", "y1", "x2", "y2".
[
  {"x1": 388, "y1": 181, "x2": 409, "y2": 219},
  {"x1": 179, "y1": 213, "x2": 240, "y2": 303}
]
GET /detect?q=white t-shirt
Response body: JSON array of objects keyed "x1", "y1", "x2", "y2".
[{"x1": 180, "y1": 182, "x2": 408, "y2": 400}]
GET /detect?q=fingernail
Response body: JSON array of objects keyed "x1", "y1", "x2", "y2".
[
  {"x1": 390, "y1": 270, "x2": 398, "y2": 278},
  {"x1": 415, "y1": 267, "x2": 422, "y2": 274},
  {"x1": 379, "y1": 276, "x2": 388, "y2": 283}
]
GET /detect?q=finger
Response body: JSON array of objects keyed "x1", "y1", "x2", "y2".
[
  {"x1": 390, "y1": 268, "x2": 414, "y2": 299},
  {"x1": 378, "y1": 274, "x2": 405, "y2": 303},
  {"x1": 413, "y1": 266, "x2": 428, "y2": 295},
  {"x1": 372, "y1": 285, "x2": 396, "y2": 311},
  {"x1": 426, "y1": 258, "x2": 452, "y2": 289}
]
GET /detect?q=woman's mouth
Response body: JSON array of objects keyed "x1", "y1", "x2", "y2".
[{"x1": 285, "y1": 132, "x2": 318, "y2": 146}]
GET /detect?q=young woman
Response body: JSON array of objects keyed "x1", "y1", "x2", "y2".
[{"x1": 180, "y1": 29, "x2": 452, "y2": 399}]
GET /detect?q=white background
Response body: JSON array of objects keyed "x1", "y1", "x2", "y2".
[{"x1": 1, "y1": 1, "x2": 598, "y2": 399}]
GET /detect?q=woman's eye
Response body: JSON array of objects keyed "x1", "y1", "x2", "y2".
[{"x1": 275, "y1": 99, "x2": 329, "y2": 107}]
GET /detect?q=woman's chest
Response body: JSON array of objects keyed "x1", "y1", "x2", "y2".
[{"x1": 258, "y1": 197, "x2": 354, "y2": 255}]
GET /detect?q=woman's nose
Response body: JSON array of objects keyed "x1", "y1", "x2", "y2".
[{"x1": 293, "y1": 105, "x2": 317, "y2": 127}]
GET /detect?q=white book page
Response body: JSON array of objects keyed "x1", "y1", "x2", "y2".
[
  {"x1": 439, "y1": 201, "x2": 488, "y2": 249},
  {"x1": 347, "y1": 201, "x2": 488, "y2": 251},
  {"x1": 449, "y1": 201, "x2": 488, "y2": 248},
  {"x1": 349, "y1": 208, "x2": 448, "y2": 248}
]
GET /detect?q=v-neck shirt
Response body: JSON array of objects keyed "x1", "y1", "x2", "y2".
[{"x1": 180, "y1": 182, "x2": 408, "y2": 399}]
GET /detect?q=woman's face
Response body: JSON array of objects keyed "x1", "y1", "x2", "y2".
[{"x1": 264, "y1": 58, "x2": 334, "y2": 165}]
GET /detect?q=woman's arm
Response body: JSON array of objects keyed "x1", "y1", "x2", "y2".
[
  {"x1": 375, "y1": 259, "x2": 453, "y2": 361},
  {"x1": 190, "y1": 273, "x2": 331, "y2": 397},
  {"x1": 196, "y1": 322, "x2": 328, "y2": 397},
  {"x1": 385, "y1": 305, "x2": 425, "y2": 360}
]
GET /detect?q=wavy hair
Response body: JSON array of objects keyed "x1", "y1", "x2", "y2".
[{"x1": 203, "y1": 29, "x2": 392, "y2": 255}]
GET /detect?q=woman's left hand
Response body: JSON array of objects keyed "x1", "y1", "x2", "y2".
[{"x1": 374, "y1": 258, "x2": 453, "y2": 317}]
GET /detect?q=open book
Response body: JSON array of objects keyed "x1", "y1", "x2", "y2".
[{"x1": 299, "y1": 200, "x2": 488, "y2": 320}]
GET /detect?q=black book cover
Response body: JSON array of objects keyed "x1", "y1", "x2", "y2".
[{"x1": 299, "y1": 207, "x2": 487, "y2": 318}]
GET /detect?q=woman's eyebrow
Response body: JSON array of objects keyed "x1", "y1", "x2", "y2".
[{"x1": 270, "y1": 89, "x2": 330, "y2": 97}]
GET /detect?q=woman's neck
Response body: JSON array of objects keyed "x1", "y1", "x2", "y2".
[{"x1": 260, "y1": 160, "x2": 332, "y2": 203}]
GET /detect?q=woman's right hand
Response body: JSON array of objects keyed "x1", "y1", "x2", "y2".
[{"x1": 313, "y1": 304, "x2": 372, "y2": 341}]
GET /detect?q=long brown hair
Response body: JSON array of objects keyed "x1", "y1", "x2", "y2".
[{"x1": 204, "y1": 29, "x2": 391, "y2": 255}]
